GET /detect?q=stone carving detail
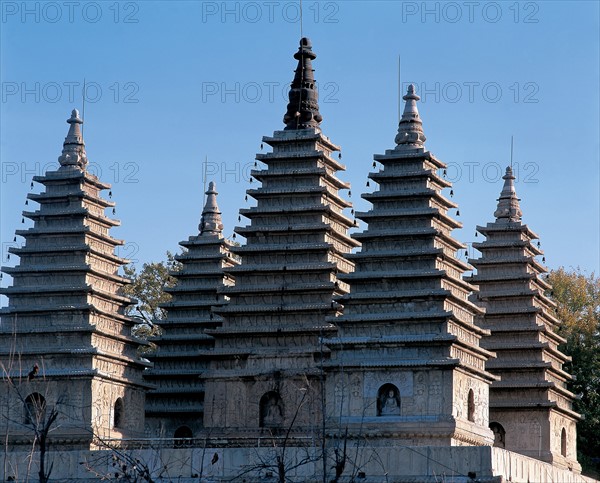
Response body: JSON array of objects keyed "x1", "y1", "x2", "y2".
[
  {"x1": 260, "y1": 391, "x2": 283, "y2": 427},
  {"x1": 377, "y1": 384, "x2": 401, "y2": 416}
]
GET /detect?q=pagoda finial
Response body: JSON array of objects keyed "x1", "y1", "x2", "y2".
[
  {"x1": 493, "y1": 166, "x2": 523, "y2": 222},
  {"x1": 283, "y1": 37, "x2": 323, "y2": 131},
  {"x1": 58, "y1": 109, "x2": 88, "y2": 169},
  {"x1": 199, "y1": 181, "x2": 224, "y2": 235},
  {"x1": 394, "y1": 84, "x2": 427, "y2": 152}
]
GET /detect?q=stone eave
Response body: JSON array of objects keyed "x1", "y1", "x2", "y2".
[
  {"x1": 23, "y1": 207, "x2": 120, "y2": 228},
  {"x1": 7, "y1": 243, "x2": 130, "y2": 266},
  {"x1": 466, "y1": 272, "x2": 536, "y2": 284},
  {"x1": 220, "y1": 281, "x2": 336, "y2": 294},
  {"x1": 339, "y1": 268, "x2": 444, "y2": 281},
  {"x1": 325, "y1": 358, "x2": 461, "y2": 370},
  {"x1": 160, "y1": 299, "x2": 223, "y2": 310},
  {"x1": 143, "y1": 368, "x2": 205, "y2": 377},
  {"x1": 245, "y1": 186, "x2": 352, "y2": 209},
  {"x1": 332, "y1": 309, "x2": 452, "y2": 324},
  {"x1": 488, "y1": 399, "x2": 580, "y2": 418},
  {"x1": 362, "y1": 188, "x2": 457, "y2": 209},
  {"x1": 351, "y1": 227, "x2": 466, "y2": 250},
  {"x1": 476, "y1": 223, "x2": 540, "y2": 240},
  {"x1": 145, "y1": 406, "x2": 203, "y2": 414},
  {"x1": 33, "y1": 168, "x2": 112, "y2": 190},
  {"x1": 146, "y1": 349, "x2": 213, "y2": 359},
  {"x1": 323, "y1": 333, "x2": 457, "y2": 347},
  {"x1": 150, "y1": 332, "x2": 214, "y2": 342},
  {"x1": 28, "y1": 190, "x2": 115, "y2": 209},
  {"x1": 214, "y1": 301, "x2": 338, "y2": 314},
  {"x1": 472, "y1": 239, "x2": 543, "y2": 256},
  {"x1": 146, "y1": 386, "x2": 204, "y2": 395},
  {"x1": 240, "y1": 203, "x2": 355, "y2": 227},
  {"x1": 15, "y1": 225, "x2": 125, "y2": 247},
  {"x1": 251, "y1": 167, "x2": 351, "y2": 190},
  {"x1": 206, "y1": 322, "x2": 336, "y2": 336},
  {"x1": 337, "y1": 288, "x2": 485, "y2": 317},
  {"x1": 153, "y1": 315, "x2": 221, "y2": 325},
  {"x1": 345, "y1": 246, "x2": 444, "y2": 260},
  {"x1": 368, "y1": 168, "x2": 452, "y2": 188},
  {"x1": 262, "y1": 128, "x2": 341, "y2": 152},
  {"x1": 225, "y1": 261, "x2": 337, "y2": 274},
  {"x1": 231, "y1": 241, "x2": 332, "y2": 254},
  {"x1": 373, "y1": 149, "x2": 444, "y2": 168},
  {"x1": 356, "y1": 207, "x2": 462, "y2": 230}
]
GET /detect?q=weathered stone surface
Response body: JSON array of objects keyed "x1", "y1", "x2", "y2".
[
  {"x1": 468, "y1": 166, "x2": 581, "y2": 471},
  {"x1": 0, "y1": 110, "x2": 148, "y2": 448}
]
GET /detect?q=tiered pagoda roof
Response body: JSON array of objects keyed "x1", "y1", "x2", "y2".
[
  {"x1": 468, "y1": 166, "x2": 580, "y2": 468},
  {"x1": 144, "y1": 182, "x2": 238, "y2": 432},
  {"x1": 203, "y1": 38, "x2": 358, "y2": 433},
  {"x1": 0, "y1": 110, "x2": 148, "y2": 445},
  {"x1": 324, "y1": 85, "x2": 496, "y2": 446}
]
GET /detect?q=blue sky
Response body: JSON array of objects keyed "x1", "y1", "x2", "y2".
[{"x1": 1, "y1": 1, "x2": 599, "y2": 301}]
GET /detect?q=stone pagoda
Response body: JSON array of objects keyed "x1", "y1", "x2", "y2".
[
  {"x1": 324, "y1": 85, "x2": 496, "y2": 446},
  {"x1": 0, "y1": 110, "x2": 148, "y2": 448},
  {"x1": 202, "y1": 38, "x2": 359, "y2": 436},
  {"x1": 144, "y1": 181, "x2": 238, "y2": 439},
  {"x1": 468, "y1": 166, "x2": 581, "y2": 470}
]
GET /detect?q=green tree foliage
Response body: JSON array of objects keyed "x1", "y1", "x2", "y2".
[
  {"x1": 122, "y1": 251, "x2": 182, "y2": 346},
  {"x1": 548, "y1": 267, "x2": 600, "y2": 477}
]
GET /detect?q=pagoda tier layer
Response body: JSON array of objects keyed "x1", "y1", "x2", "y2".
[
  {"x1": 144, "y1": 182, "x2": 238, "y2": 438},
  {"x1": 467, "y1": 166, "x2": 581, "y2": 470},
  {"x1": 203, "y1": 39, "x2": 357, "y2": 435},
  {"x1": 0, "y1": 110, "x2": 148, "y2": 448},
  {"x1": 323, "y1": 85, "x2": 496, "y2": 447}
]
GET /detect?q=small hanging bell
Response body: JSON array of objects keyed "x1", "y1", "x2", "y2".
[
  {"x1": 254, "y1": 161, "x2": 258, "y2": 167},
  {"x1": 456, "y1": 210, "x2": 460, "y2": 216},
  {"x1": 245, "y1": 195, "x2": 248, "y2": 202},
  {"x1": 249, "y1": 177, "x2": 253, "y2": 183},
  {"x1": 542, "y1": 256, "x2": 546, "y2": 263},
  {"x1": 338, "y1": 152, "x2": 342, "y2": 159},
  {"x1": 351, "y1": 209, "x2": 354, "y2": 215},
  {"x1": 112, "y1": 208, "x2": 116, "y2": 215},
  {"x1": 21, "y1": 217, "x2": 24, "y2": 223},
  {"x1": 233, "y1": 233, "x2": 237, "y2": 239},
  {"x1": 109, "y1": 191, "x2": 113, "y2": 198},
  {"x1": 465, "y1": 250, "x2": 468, "y2": 257},
  {"x1": 450, "y1": 189, "x2": 454, "y2": 197},
  {"x1": 238, "y1": 216, "x2": 241, "y2": 222},
  {"x1": 443, "y1": 169, "x2": 447, "y2": 177},
  {"x1": 260, "y1": 143, "x2": 264, "y2": 150},
  {"x1": 366, "y1": 181, "x2": 370, "y2": 187},
  {"x1": 13, "y1": 236, "x2": 16, "y2": 242},
  {"x1": 348, "y1": 190, "x2": 352, "y2": 197},
  {"x1": 25, "y1": 200, "x2": 28, "y2": 206},
  {"x1": 475, "y1": 232, "x2": 478, "y2": 237},
  {"x1": 372, "y1": 161, "x2": 376, "y2": 168},
  {"x1": 30, "y1": 181, "x2": 34, "y2": 189}
]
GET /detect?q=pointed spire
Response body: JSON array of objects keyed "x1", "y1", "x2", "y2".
[
  {"x1": 199, "y1": 181, "x2": 224, "y2": 235},
  {"x1": 58, "y1": 109, "x2": 88, "y2": 169},
  {"x1": 493, "y1": 166, "x2": 522, "y2": 222},
  {"x1": 394, "y1": 84, "x2": 427, "y2": 152},
  {"x1": 283, "y1": 37, "x2": 323, "y2": 131}
]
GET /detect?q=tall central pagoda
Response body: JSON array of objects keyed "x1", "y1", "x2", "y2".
[
  {"x1": 203, "y1": 38, "x2": 359, "y2": 435},
  {"x1": 324, "y1": 86, "x2": 496, "y2": 446}
]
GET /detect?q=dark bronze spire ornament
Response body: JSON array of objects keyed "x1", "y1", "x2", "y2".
[{"x1": 283, "y1": 37, "x2": 323, "y2": 130}]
